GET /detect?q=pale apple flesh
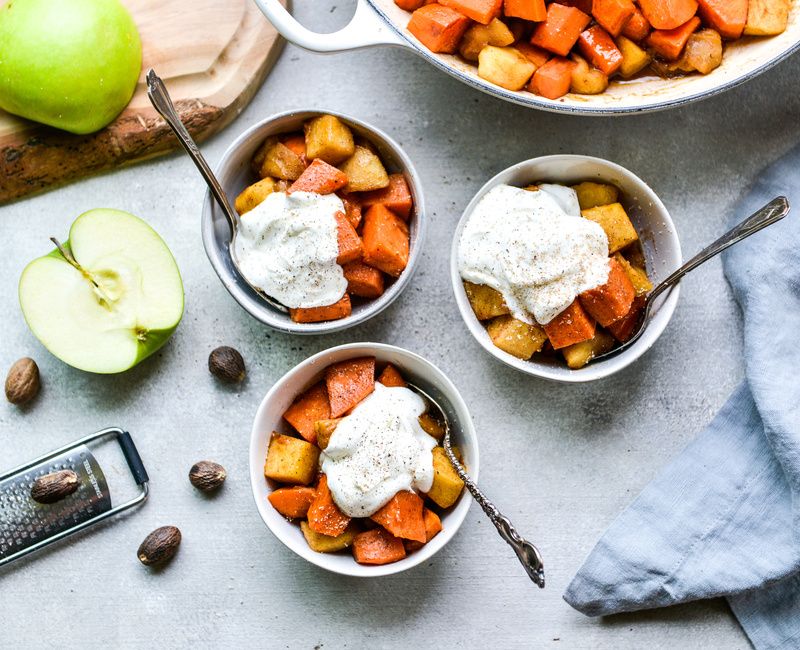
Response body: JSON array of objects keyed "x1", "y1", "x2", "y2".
[{"x1": 19, "y1": 209, "x2": 184, "y2": 374}]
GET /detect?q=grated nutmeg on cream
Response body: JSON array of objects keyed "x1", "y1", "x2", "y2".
[
  {"x1": 458, "y1": 184, "x2": 610, "y2": 325},
  {"x1": 234, "y1": 190, "x2": 347, "y2": 309}
]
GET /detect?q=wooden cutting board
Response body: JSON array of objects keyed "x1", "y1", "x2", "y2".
[{"x1": 0, "y1": 0, "x2": 287, "y2": 203}]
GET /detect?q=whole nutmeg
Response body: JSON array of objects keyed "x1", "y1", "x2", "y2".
[
  {"x1": 5, "y1": 357, "x2": 40, "y2": 405},
  {"x1": 208, "y1": 346, "x2": 245, "y2": 383},
  {"x1": 189, "y1": 460, "x2": 227, "y2": 492},
  {"x1": 137, "y1": 526, "x2": 181, "y2": 566},
  {"x1": 31, "y1": 469, "x2": 79, "y2": 504}
]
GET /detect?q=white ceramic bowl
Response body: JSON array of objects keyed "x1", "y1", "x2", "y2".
[
  {"x1": 249, "y1": 343, "x2": 479, "y2": 577},
  {"x1": 202, "y1": 110, "x2": 426, "y2": 334},
  {"x1": 450, "y1": 155, "x2": 682, "y2": 383},
  {"x1": 254, "y1": 0, "x2": 800, "y2": 114}
]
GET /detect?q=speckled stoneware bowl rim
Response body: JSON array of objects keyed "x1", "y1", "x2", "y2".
[
  {"x1": 449, "y1": 155, "x2": 682, "y2": 383},
  {"x1": 249, "y1": 342, "x2": 479, "y2": 577},
  {"x1": 201, "y1": 110, "x2": 426, "y2": 335}
]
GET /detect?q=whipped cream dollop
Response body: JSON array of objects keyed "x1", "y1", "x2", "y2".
[
  {"x1": 320, "y1": 383, "x2": 438, "y2": 518},
  {"x1": 458, "y1": 184, "x2": 610, "y2": 325},
  {"x1": 233, "y1": 191, "x2": 346, "y2": 309}
]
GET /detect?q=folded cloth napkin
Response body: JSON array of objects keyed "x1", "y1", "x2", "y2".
[{"x1": 564, "y1": 144, "x2": 800, "y2": 650}]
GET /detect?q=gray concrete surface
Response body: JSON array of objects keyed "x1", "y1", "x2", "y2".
[{"x1": 1, "y1": 1, "x2": 796, "y2": 647}]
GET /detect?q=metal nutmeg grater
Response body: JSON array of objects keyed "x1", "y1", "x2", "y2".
[{"x1": 0, "y1": 427, "x2": 149, "y2": 567}]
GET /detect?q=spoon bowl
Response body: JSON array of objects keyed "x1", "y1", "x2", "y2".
[
  {"x1": 146, "y1": 69, "x2": 289, "y2": 313},
  {"x1": 593, "y1": 196, "x2": 790, "y2": 363},
  {"x1": 407, "y1": 380, "x2": 545, "y2": 588}
]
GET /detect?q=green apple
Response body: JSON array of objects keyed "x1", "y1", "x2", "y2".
[
  {"x1": 0, "y1": 0, "x2": 142, "y2": 134},
  {"x1": 19, "y1": 209, "x2": 184, "y2": 374}
]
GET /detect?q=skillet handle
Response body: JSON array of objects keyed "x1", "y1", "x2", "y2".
[{"x1": 252, "y1": 0, "x2": 407, "y2": 52}]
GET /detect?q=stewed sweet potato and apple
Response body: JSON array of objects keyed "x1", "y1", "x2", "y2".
[
  {"x1": 398, "y1": 0, "x2": 790, "y2": 100},
  {"x1": 264, "y1": 357, "x2": 466, "y2": 565},
  {"x1": 462, "y1": 181, "x2": 653, "y2": 369},
  {"x1": 235, "y1": 114, "x2": 414, "y2": 323}
]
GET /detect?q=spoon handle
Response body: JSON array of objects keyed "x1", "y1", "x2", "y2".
[
  {"x1": 145, "y1": 69, "x2": 238, "y2": 233},
  {"x1": 651, "y1": 196, "x2": 790, "y2": 301},
  {"x1": 442, "y1": 437, "x2": 545, "y2": 588}
]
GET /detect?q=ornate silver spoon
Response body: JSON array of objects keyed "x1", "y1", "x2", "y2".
[
  {"x1": 595, "y1": 195, "x2": 790, "y2": 362},
  {"x1": 145, "y1": 69, "x2": 288, "y2": 314},
  {"x1": 408, "y1": 382, "x2": 546, "y2": 588}
]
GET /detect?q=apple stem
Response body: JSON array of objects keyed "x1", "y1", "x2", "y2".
[{"x1": 50, "y1": 237, "x2": 115, "y2": 308}]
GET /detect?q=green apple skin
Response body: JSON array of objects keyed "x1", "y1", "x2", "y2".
[
  {"x1": 19, "y1": 209, "x2": 184, "y2": 374},
  {"x1": 0, "y1": 0, "x2": 142, "y2": 134}
]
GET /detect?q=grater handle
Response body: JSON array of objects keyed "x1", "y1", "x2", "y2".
[{"x1": 117, "y1": 431, "x2": 149, "y2": 485}]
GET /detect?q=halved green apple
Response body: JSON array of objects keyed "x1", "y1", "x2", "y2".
[{"x1": 19, "y1": 208, "x2": 184, "y2": 374}]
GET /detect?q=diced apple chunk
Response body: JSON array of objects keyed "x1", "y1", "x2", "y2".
[
  {"x1": 339, "y1": 145, "x2": 390, "y2": 193},
  {"x1": 487, "y1": 315, "x2": 548, "y2": 359},
  {"x1": 478, "y1": 46, "x2": 536, "y2": 91},
  {"x1": 581, "y1": 202, "x2": 639, "y2": 253},
  {"x1": 562, "y1": 329, "x2": 616, "y2": 369},
  {"x1": 263, "y1": 433, "x2": 320, "y2": 485},
  {"x1": 464, "y1": 281, "x2": 510, "y2": 320}
]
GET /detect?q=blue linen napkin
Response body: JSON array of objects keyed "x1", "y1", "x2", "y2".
[{"x1": 563, "y1": 145, "x2": 800, "y2": 650}]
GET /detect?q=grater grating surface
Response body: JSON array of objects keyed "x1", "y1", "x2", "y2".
[
  {"x1": 0, "y1": 428, "x2": 148, "y2": 567},
  {"x1": 0, "y1": 445, "x2": 112, "y2": 561}
]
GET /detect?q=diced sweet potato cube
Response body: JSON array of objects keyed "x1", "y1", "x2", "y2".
[
  {"x1": 289, "y1": 159, "x2": 349, "y2": 195},
  {"x1": 360, "y1": 174, "x2": 414, "y2": 220},
  {"x1": 487, "y1": 315, "x2": 548, "y2": 359},
  {"x1": 439, "y1": 0, "x2": 503, "y2": 24},
  {"x1": 504, "y1": 0, "x2": 546, "y2": 22},
  {"x1": 581, "y1": 202, "x2": 639, "y2": 253},
  {"x1": 579, "y1": 258, "x2": 636, "y2": 327},
  {"x1": 638, "y1": 0, "x2": 698, "y2": 30},
  {"x1": 396, "y1": 0, "x2": 425, "y2": 9},
  {"x1": 542, "y1": 300, "x2": 596, "y2": 349},
  {"x1": 235, "y1": 177, "x2": 279, "y2": 215},
  {"x1": 378, "y1": 364, "x2": 407, "y2": 388},
  {"x1": 352, "y1": 528, "x2": 407, "y2": 565},
  {"x1": 301, "y1": 520, "x2": 359, "y2": 553},
  {"x1": 593, "y1": 0, "x2": 636, "y2": 36},
  {"x1": 427, "y1": 447, "x2": 465, "y2": 508},
  {"x1": 326, "y1": 356, "x2": 376, "y2": 417},
  {"x1": 361, "y1": 204, "x2": 410, "y2": 277},
  {"x1": 516, "y1": 42, "x2": 552, "y2": 67},
  {"x1": 613, "y1": 253, "x2": 653, "y2": 296},
  {"x1": 607, "y1": 295, "x2": 646, "y2": 342},
  {"x1": 342, "y1": 260, "x2": 385, "y2": 298},
  {"x1": 264, "y1": 433, "x2": 320, "y2": 485},
  {"x1": 408, "y1": 4, "x2": 471, "y2": 54},
  {"x1": 697, "y1": 0, "x2": 746, "y2": 39},
  {"x1": 289, "y1": 294, "x2": 352, "y2": 323},
  {"x1": 622, "y1": 6, "x2": 651, "y2": 41},
  {"x1": 307, "y1": 474, "x2": 351, "y2": 537},
  {"x1": 528, "y1": 57, "x2": 575, "y2": 99},
  {"x1": 371, "y1": 491, "x2": 427, "y2": 542},
  {"x1": 418, "y1": 413, "x2": 445, "y2": 440},
  {"x1": 562, "y1": 329, "x2": 616, "y2": 369},
  {"x1": 577, "y1": 25, "x2": 624, "y2": 75},
  {"x1": 745, "y1": 0, "x2": 790, "y2": 36},
  {"x1": 463, "y1": 281, "x2": 510, "y2": 320},
  {"x1": 646, "y1": 16, "x2": 701, "y2": 61},
  {"x1": 283, "y1": 382, "x2": 331, "y2": 444},
  {"x1": 334, "y1": 211, "x2": 363, "y2": 265},
  {"x1": 404, "y1": 507, "x2": 443, "y2": 552},
  {"x1": 268, "y1": 486, "x2": 316, "y2": 519},
  {"x1": 339, "y1": 145, "x2": 390, "y2": 193},
  {"x1": 530, "y1": 3, "x2": 591, "y2": 56},
  {"x1": 304, "y1": 114, "x2": 355, "y2": 165},
  {"x1": 339, "y1": 193, "x2": 363, "y2": 229}
]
